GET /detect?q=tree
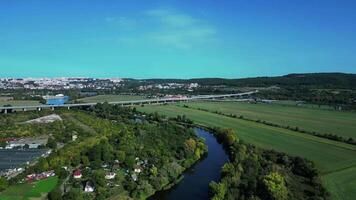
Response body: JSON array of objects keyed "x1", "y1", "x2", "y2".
[
  {"x1": 35, "y1": 158, "x2": 49, "y2": 173},
  {"x1": 47, "y1": 138, "x2": 57, "y2": 149},
  {"x1": 224, "y1": 129, "x2": 238, "y2": 146},
  {"x1": 92, "y1": 170, "x2": 106, "y2": 187},
  {"x1": 184, "y1": 138, "x2": 196, "y2": 154},
  {"x1": 115, "y1": 150, "x2": 126, "y2": 162},
  {"x1": 81, "y1": 156, "x2": 90, "y2": 167},
  {"x1": 48, "y1": 187, "x2": 62, "y2": 200},
  {"x1": 263, "y1": 172, "x2": 288, "y2": 200},
  {"x1": 0, "y1": 177, "x2": 8, "y2": 191},
  {"x1": 209, "y1": 181, "x2": 227, "y2": 200},
  {"x1": 0, "y1": 141, "x2": 6, "y2": 148},
  {"x1": 62, "y1": 188, "x2": 84, "y2": 200}
]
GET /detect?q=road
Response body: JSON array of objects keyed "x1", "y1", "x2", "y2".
[{"x1": 0, "y1": 90, "x2": 258, "y2": 113}]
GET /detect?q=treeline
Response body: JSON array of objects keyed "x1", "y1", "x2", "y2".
[
  {"x1": 208, "y1": 127, "x2": 329, "y2": 200},
  {"x1": 256, "y1": 87, "x2": 356, "y2": 111},
  {"x1": 144, "y1": 73, "x2": 356, "y2": 89}
]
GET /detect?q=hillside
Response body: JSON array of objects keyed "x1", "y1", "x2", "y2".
[{"x1": 143, "y1": 73, "x2": 356, "y2": 89}]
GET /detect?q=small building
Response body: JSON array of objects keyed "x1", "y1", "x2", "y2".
[
  {"x1": 105, "y1": 172, "x2": 116, "y2": 180},
  {"x1": 73, "y1": 169, "x2": 82, "y2": 179},
  {"x1": 134, "y1": 167, "x2": 142, "y2": 173},
  {"x1": 72, "y1": 134, "x2": 78, "y2": 141},
  {"x1": 84, "y1": 181, "x2": 95, "y2": 193},
  {"x1": 6, "y1": 137, "x2": 47, "y2": 149},
  {"x1": 131, "y1": 173, "x2": 138, "y2": 181},
  {"x1": 43, "y1": 94, "x2": 69, "y2": 105}
]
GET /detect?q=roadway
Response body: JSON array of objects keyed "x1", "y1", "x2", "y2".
[{"x1": 0, "y1": 90, "x2": 258, "y2": 113}]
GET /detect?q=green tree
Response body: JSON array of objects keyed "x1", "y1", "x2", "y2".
[
  {"x1": 92, "y1": 170, "x2": 106, "y2": 187},
  {"x1": 263, "y1": 172, "x2": 288, "y2": 200},
  {"x1": 224, "y1": 129, "x2": 238, "y2": 146},
  {"x1": 47, "y1": 138, "x2": 57, "y2": 149},
  {"x1": 62, "y1": 188, "x2": 84, "y2": 200},
  {"x1": 0, "y1": 177, "x2": 8, "y2": 191},
  {"x1": 209, "y1": 181, "x2": 227, "y2": 200},
  {"x1": 48, "y1": 187, "x2": 62, "y2": 200},
  {"x1": 115, "y1": 150, "x2": 126, "y2": 162},
  {"x1": 81, "y1": 156, "x2": 90, "y2": 167},
  {"x1": 184, "y1": 138, "x2": 196, "y2": 154}
]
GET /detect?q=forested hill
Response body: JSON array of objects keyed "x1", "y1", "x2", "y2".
[{"x1": 143, "y1": 73, "x2": 356, "y2": 89}]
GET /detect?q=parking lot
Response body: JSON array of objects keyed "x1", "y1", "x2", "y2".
[{"x1": 0, "y1": 149, "x2": 48, "y2": 173}]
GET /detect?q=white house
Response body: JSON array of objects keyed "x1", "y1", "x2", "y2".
[
  {"x1": 105, "y1": 172, "x2": 116, "y2": 180},
  {"x1": 84, "y1": 181, "x2": 95, "y2": 193}
]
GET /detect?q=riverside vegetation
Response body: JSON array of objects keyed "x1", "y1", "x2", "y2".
[{"x1": 0, "y1": 103, "x2": 206, "y2": 200}]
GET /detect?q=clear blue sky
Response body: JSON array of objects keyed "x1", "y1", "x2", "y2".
[{"x1": 1, "y1": 0, "x2": 356, "y2": 78}]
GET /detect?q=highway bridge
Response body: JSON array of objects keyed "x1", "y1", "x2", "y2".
[{"x1": 0, "y1": 90, "x2": 258, "y2": 114}]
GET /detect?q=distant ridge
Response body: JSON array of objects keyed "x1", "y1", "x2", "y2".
[{"x1": 143, "y1": 73, "x2": 356, "y2": 89}]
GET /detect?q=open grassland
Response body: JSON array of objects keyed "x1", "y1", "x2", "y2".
[
  {"x1": 77, "y1": 94, "x2": 147, "y2": 103},
  {"x1": 138, "y1": 104, "x2": 356, "y2": 200},
  {"x1": 181, "y1": 101, "x2": 356, "y2": 140},
  {"x1": 0, "y1": 176, "x2": 58, "y2": 200},
  {"x1": 322, "y1": 167, "x2": 356, "y2": 200},
  {"x1": 0, "y1": 100, "x2": 41, "y2": 108}
]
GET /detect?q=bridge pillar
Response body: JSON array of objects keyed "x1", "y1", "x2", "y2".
[
  {"x1": 37, "y1": 107, "x2": 42, "y2": 111},
  {"x1": 4, "y1": 109, "x2": 7, "y2": 114},
  {"x1": 22, "y1": 108, "x2": 27, "y2": 112},
  {"x1": 51, "y1": 107, "x2": 55, "y2": 111},
  {"x1": 67, "y1": 106, "x2": 70, "y2": 110}
]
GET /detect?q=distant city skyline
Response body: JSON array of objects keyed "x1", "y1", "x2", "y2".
[{"x1": 1, "y1": 0, "x2": 356, "y2": 78}]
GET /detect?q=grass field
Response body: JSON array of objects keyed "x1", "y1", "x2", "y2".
[
  {"x1": 138, "y1": 104, "x2": 356, "y2": 200},
  {"x1": 0, "y1": 100, "x2": 41, "y2": 107},
  {"x1": 0, "y1": 176, "x2": 58, "y2": 200},
  {"x1": 181, "y1": 101, "x2": 356, "y2": 140},
  {"x1": 77, "y1": 95, "x2": 147, "y2": 103}
]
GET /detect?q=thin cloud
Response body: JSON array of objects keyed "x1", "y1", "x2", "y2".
[
  {"x1": 112, "y1": 8, "x2": 218, "y2": 49},
  {"x1": 146, "y1": 8, "x2": 218, "y2": 49},
  {"x1": 147, "y1": 8, "x2": 199, "y2": 27},
  {"x1": 105, "y1": 16, "x2": 137, "y2": 29}
]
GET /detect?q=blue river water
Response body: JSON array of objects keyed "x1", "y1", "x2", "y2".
[{"x1": 149, "y1": 128, "x2": 229, "y2": 200}]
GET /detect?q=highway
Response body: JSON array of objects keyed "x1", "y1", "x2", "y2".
[{"x1": 0, "y1": 90, "x2": 258, "y2": 113}]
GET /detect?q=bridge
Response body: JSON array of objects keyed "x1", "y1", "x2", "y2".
[{"x1": 0, "y1": 90, "x2": 258, "y2": 114}]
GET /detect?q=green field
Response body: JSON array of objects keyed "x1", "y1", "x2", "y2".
[
  {"x1": 76, "y1": 94, "x2": 147, "y2": 103},
  {"x1": 0, "y1": 100, "x2": 41, "y2": 108},
  {"x1": 181, "y1": 101, "x2": 356, "y2": 140},
  {"x1": 0, "y1": 176, "x2": 58, "y2": 200},
  {"x1": 138, "y1": 104, "x2": 356, "y2": 200}
]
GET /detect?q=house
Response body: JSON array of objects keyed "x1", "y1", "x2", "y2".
[
  {"x1": 84, "y1": 181, "x2": 95, "y2": 193},
  {"x1": 105, "y1": 172, "x2": 116, "y2": 180},
  {"x1": 73, "y1": 169, "x2": 82, "y2": 179},
  {"x1": 131, "y1": 173, "x2": 138, "y2": 181},
  {"x1": 72, "y1": 134, "x2": 78, "y2": 141},
  {"x1": 134, "y1": 167, "x2": 142, "y2": 173}
]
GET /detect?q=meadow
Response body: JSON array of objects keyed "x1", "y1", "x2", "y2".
[
  {"x1": 76, "y1": 94, "x2": 147, "y2": 103},
  {"x1": 0, "y1": 176, "x2": 58, "y2": 200},
  {"x1": 0, "y1": 100, "x2": 41, "y2": 108},
  {"x1": 180, "y1": 101, "x2": 356, "y2": 140},
  {"x1": 138, "y1": 104, "x2": 356, "y2": 200}
]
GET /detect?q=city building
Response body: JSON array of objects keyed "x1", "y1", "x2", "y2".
[{"x1": 43, "y1": 94, "x2": 69, "y2": 105}]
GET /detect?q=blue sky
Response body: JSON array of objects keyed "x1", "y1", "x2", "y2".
[{"x1": 0, "y1": 0, "x2": 356, "y2": 78}]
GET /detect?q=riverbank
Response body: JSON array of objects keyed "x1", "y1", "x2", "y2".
[{"x1": 148, "y1": 128, "x2": 229, "y2": 200}]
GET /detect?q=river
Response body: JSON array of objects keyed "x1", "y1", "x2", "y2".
[{"x1": 149, "y1": 128, "x2": 229, "y2": 200}]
